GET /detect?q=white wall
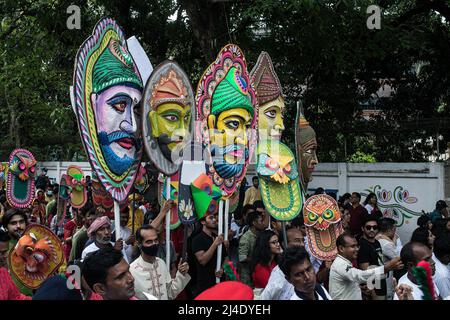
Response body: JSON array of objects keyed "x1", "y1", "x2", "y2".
[
  {"x1": 39, "y1": 161, "x2": 447, "y2": 244},
  {"x1": 307, "y1": 162, "x2": 446, "y2": 244}
]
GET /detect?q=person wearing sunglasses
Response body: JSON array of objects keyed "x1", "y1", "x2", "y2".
[{"x1": 357, "y1": 216, "x2": 386, "y2": 300}]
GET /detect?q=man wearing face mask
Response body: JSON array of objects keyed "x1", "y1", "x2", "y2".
[
  {"x1": 81, "y1": 216, "x2": 124, "y2": 261},
  {"x1": 130, "y1": 224, "x2": 190, "y2": 300}
]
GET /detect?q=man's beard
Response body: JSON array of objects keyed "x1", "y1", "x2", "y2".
[
  {"x1": 12, "y1": 230, "x2": 24, "y2": 240},
  {"x1": 96, "y1": 236, "x2": 111, "y2": 245},
  {"x1": 211, "y1": 144, "x2": 248, "y2": 179},
  {"x1": 99, "y1": 131, "x2": 140, "y2": 176}
]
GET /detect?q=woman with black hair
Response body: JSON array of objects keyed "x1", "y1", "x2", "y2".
[
  {"x1": 251, "y1": 230, "x2": 282, "y2": 289},
  {"x1": 363, "y1": 192, "x2": 383, "y2": 220}
]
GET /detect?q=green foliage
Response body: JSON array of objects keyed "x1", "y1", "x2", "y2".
[
  {"x1": 0, "y1": 0, "x2": 449, "y2": 162},
  {"x1": 347, "y1": 151, "x2": 377, "y2": 163}
]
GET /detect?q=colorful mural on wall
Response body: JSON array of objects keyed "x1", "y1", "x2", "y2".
[{"x1": 361, "y1": 185, "x2": 422, "y2": 227}]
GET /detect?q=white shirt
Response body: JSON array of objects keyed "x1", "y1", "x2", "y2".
[
  {"x1": 377, "y1": 237, "x2": 397, "y2": 300},
  {"x1": 290, "y1": 285, "x2": 332, "y2": 300},
  {"x1": 394, "y1": 273, "x2": 440, "y2": 300},
  {"x1": 329, "y1": 254, "x2": 384, "y2": 300},
  {"x1": 304, "y1": 236, "x2": 323, "y2": 273},
  {"x1": 81, "y1": 241, "x2": 114, "y2": 260},
  {"x1": 260, "y1": 265, "x2": 295, "y2": 300},
  {"x1": 364, "y1": 204, "x2": 375, "y2": 214},
  {"x1": 116, "y1": 226, "x2": 133, "y2": 263},
  {"x1": 432, "y1": 255, "x2": 450, "y2": 299},
  {"x1": 130, "y1": 256, "x2": 191, "y2": 300}
]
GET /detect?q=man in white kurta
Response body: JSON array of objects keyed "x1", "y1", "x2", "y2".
[
  {"x1": 329, "y1": 233, "x2": 403, "y2": 300},
  {"x1": 130, "y1": 224, "x2": 190, "y2": 300}
]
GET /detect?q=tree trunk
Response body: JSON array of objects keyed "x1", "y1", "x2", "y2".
[{"x1": 179, "y1": 0, "x2": 230, "y2": 63}]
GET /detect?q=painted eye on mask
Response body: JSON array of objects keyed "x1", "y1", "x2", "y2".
[
  {"x1": 265, "y1": 158, "x2": 279, "y2": 170},
  {"x1": 107, "y1": 95, "x2": 132, "y2": 113},
  {"x1": 30, "y1": 166, "x2": 35, "y2": 174},
  {"x1": 19, "y1": 163, "x2": 25, "y2": 171},
  {"x1": 71, "y1": 179, "x2": 78, "y2": 185},
  {"x1": 163, "y1": 114, "x2": 179, "y2": 122},
  {"x1": 113, "y1": 102, "x2": 127, "y2": 112},
  {"x1": 226, "y1": 120, "x2": 240, "y2": 130},
  {"x1": 308, "y1": 211, "x2": 318, "y2": 222},
  {"x1": 323, "y1": 209, "x2": 334, "y2": 220},
  {"x1": 264, "y1": 110, "x2": 277, "y2": 119}
]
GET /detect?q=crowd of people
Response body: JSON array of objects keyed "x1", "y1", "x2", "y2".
[{"x1": 0, "y1": 172, "x2": 449, "y2": 301}]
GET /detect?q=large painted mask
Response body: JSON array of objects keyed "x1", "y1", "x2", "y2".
[
  {"x1": 61, "y1": 166, "x2": 88, "y2": 209},
  {"x1": 303, "y1": 194, "x2": 344, "y2": 261},
  {"x1": 257, "y1": 140, "x2": 302, "y2": 221},
  {"x1": 8, "y1": 224, "x2": 64, "y2": 289},
  {"x1": 295, "y1": 104, "x2": 319, "y2": 192},
  {"x1": 6, "y1": 149, "x2": 37, "y2": 209},
  {"x1": 73, "y1": 17, "x2": 143, "y2": 201},
  {"x1": 143, "y1": 61, "x2": 194, "y2": 176},
  {"x1": 195, "y1": 44, "x2": 257, "y2": 197},
  {"x1": 250, "y1": 52, "x2": 285, "y2": 142}
]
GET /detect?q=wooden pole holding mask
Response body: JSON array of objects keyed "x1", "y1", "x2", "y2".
[
  {"x1": 224, "y1": 199, "x2": 229, "y2": 242},
  {"x1": 165, "y1": 176, "x2": 171, "y2": 272},
  {"x1": 114, "y1": 201, "x2": 121, "y2": 244},
  {"x1": 216, "y1": 199, "x2": 224, "y2": 283},
  {"x1": 131, "y1": 192, "x2": 136, "y2": 236}
]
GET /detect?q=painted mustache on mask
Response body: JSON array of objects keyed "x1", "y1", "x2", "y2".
[
  {"x1": 99, "y1": 131, "x2": 138, "y2": 150},
  {"x1": 211, "y1": 144, "x2": 248, "y2": 179},
  {"x1": 211, "y1": 144, "x2": 248, "y2": 164},
  {"x1": 157, "y1": 134, "x2": 185, "y2": 145}
]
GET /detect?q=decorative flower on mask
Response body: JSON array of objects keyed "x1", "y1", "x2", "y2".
[
  {"x1": 257, "y1": 153, "x2": 298, "y2": 184},
  {"x1": 179, "y1": 199, "x2": 194, "y2": 220}
]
